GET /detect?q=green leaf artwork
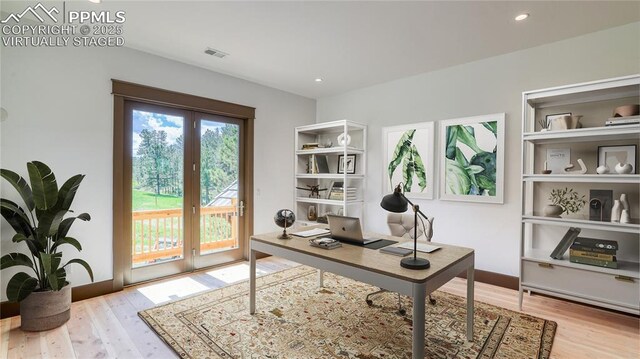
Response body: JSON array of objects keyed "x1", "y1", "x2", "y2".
[
  {"x1": 445, "y1": 121, "x2": 498, "y2": 196},
  {"x1": 388, "y1": 130, "x2": 427, "y2": 193}
]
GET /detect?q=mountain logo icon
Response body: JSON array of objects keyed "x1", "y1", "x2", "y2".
[{"x1": 1, "y1": 2, "x2": 59, "y2": 24}]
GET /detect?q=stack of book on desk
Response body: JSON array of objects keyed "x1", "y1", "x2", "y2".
[
  {"x1": 309, "y1": 237, "x2": 342, "y2": 249},
  {"x1": 569, "y1": 237, "x2": 618, "y2": 269}
]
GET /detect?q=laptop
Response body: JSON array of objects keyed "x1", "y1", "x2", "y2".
[{"x1": 326, "y1": 215, "x2": 381, "y2": 245}]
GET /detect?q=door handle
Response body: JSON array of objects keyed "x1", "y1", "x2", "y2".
[
  {"x1": 615, "y1": 275, "x2": 635, "y2": 283},
  {"x1": 239, "y1": 200, "x2": 245, "y2": 217}
]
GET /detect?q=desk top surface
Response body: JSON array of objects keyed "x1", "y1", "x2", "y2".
[{"x1": 251, "y1": 226, "x2": 474, "y2": 283}]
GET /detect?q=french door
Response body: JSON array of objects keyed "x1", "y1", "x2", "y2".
[{"x1": 124, "y1": 101, "x2": 245, "y2": 284}]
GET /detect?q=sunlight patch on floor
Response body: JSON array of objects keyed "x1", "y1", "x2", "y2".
[
  {"x1": 137, "y1": 277, "x2": 209, "y2": 304},
  {"x1": 206, "y1": 263, "x2": 268, "y2": 284}
]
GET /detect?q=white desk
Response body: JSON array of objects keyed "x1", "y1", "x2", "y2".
[{"x1": 249, "y1": 229, "x2": 474, "y2": 359}]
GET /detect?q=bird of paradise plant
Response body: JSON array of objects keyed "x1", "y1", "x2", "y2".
[{"x1": 0, "y1": 161, "x2": 93, "y2": 302}]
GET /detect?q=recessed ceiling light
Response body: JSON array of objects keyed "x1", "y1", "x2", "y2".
[
  {"x1": 515, "y1": 13, "x2": 529, "y2": 21},
  {"x1": 88, "y1": 0, "x2": 101, "y2": 3},
  {"x1": 315, "y1": 78, "x2": 323, "y2": 82}
]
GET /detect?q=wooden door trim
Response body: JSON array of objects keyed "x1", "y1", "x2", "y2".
[{"x1": 112, "y1": 80, "x2": 255, "y2": 290}]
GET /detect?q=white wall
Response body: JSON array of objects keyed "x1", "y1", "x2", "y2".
[
  {"x1": 0, "y1": 45, "x2": 315, "y2": 300},
  {"x1": 317, "y1": 23, "x2": 640, "y2": 276}
]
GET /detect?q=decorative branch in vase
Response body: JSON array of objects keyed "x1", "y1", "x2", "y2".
[{"x1": 544, "y1": 187, "x2": 586, "y2": 218}]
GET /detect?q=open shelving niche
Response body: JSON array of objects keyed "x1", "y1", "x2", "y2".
[
  {"x1": 294, "y1": 120, "x2": 367, "y2": 226},
  {"x1": 520, "y1": 75, "x2": 640, "y2": 315}
]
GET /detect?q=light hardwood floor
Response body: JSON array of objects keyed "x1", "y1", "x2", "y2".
[{"x1": 1, "y1": 257, "x2": 638, "y2": 358}]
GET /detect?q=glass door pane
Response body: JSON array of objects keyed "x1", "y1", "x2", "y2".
[
  {"x1": 131, "y1": 107, "x2": 185, "y2": 268},
  {"x1": 199, "y1": 119, "x2": 240, "y2": 255}
]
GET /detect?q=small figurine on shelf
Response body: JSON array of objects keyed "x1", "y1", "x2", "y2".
[
  {"x1": 296, "y1": 185, "x2": 327, "y2": 199},
  {"x1": 563, "y1": 159, "x2": 587, "y2": 174},
  {"x1": 307, "y1": 205, "x2": 317, "y2": 221}
]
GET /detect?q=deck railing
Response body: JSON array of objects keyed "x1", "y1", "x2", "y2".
[{"x1": 132, "y1": 200, "x2": 237, "y2": 266}]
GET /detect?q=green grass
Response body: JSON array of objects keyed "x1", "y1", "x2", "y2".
[{"x1": 132, "y1": 189, "x2": 182, "y2": 211}]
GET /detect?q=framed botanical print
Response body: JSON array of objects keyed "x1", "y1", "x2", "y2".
[
  {"x1": 439, "y1": 113, "x2": 505, "y2": 204},
  {"x1": 382, "y1": 122, "x2": 435, "y2": 199}
]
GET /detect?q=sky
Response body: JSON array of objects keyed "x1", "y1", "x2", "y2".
[{"x1": 132, "y1": 110, "x2": 224, "y2": 155}]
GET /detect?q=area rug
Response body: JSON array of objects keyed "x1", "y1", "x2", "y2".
[{"x1": 139, "y1": 266, "x2": 556, "y2": 358}]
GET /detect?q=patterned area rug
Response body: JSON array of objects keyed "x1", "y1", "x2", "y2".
[{"x1": 139, "y1": 266, "x2": 556, "y2": 358}]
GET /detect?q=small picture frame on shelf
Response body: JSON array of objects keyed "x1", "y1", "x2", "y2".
[
  {"x1": 598, "y1": 145, "x2": 637, "y2": 174},
  {"x1": 337, "y1": 154, "x2": 356, "y2": 174}
]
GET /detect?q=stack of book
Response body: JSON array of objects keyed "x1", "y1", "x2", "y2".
[
  {"x1": 328, "y1": 183, "x2": 357, "y2": 201},
  {"x1": 309, "y1": 237, "x2": 342, "y2": 249},
  {"x1": 569, "y1": 237, "x2": 618, "y2": 269},
  {"x1": 605, "y1": 115, "x2": 639, "y2": 127},
  {"x1": 301, "y1": 143, "x2": 320, "y2": 150}
]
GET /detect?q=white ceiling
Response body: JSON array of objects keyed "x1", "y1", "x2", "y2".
[{"x1": 3, "y1": 1, "x2": 639, "y2": 98}]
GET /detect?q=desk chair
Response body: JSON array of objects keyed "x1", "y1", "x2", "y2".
[{"x1": 365, "y1": 214, "x2": 436, "y2": 314}]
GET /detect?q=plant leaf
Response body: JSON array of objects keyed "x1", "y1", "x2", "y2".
[
  {"x1": 52, "y1": 237, "x2": 82, "y2": 252},
  {"x1": 445, "y1": 158, "x2": 471, "y2": 195},
  {"x1": 49, "y1": 267, "x2": 66, "y2": 291},
  {"x1": 6, "y1": 272, "x2": 37, "y2": 302},
  {"x1": 454, "y1": 147, "x2": 468, "y2": 167},
  {"x1": 411, "y1": 145, "x2": 427, "y2": 191},
  {"x1": 0, "y1": 169, "x2": 34, "y2": 211},
  {"x1": 388, "y1": 130, "x2": 415, "y2": 186},
  {"x1": 482, "y1": 121, "x2": 498, "y2": 136},
  {"x1": 55, "y1": 174, "x2": 84, "y2": 211},
  {"x1": 467, "y1": 165, "x2": 485, "y2": 174},
  {"x1": 57, "y1": 213, "x2": 91, "y2": 239},
  {"x1": 0, "y1": 253, "x2": 34, "y2": 270},
  {"x1": 40, "y1": 252, "x2": 62, "y2": 276},
  {"x1": 402, "y1": 156, "x2": 415, "y2": 192},
  {"x1": 11, "y1": 234, "x2": 42, "y2": 258},
  {"x1": 455, "y1": 125, "x2": 484, "y2": 154},
  {"x1": 64, "y1": 259, "x2": 94, "y2": 282},
  {"x1": 445, "y1": 126, "x2": 458, "y2": 160},
  {"x1": 0, "y1": 199, "x2": 34, "y2": 237},
  {"x1": 27, "y1": 161, "x2": 58, "y2": 210},
  {"x1": 37, "y1": 209, "x2": 68, "y2": 237}
]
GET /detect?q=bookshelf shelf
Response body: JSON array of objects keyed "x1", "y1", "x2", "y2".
[{"x1": 520, "y1": 75, "x2": 640, "y2": 315}]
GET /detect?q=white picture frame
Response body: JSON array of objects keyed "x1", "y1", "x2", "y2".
[
  {"x1": 382, "y1": 122, "x2": 435, "y2": 199},
  {"x1": 439, "y1": 113, "x2": 505, "y2": 204}
]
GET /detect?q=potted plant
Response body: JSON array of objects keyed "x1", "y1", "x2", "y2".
[
  {"x1": 0, "y1": 161, "x2": 93, "y2": 331},
  {"x1": 544, "y1": 187, "x2": 586, "y2": 218}
]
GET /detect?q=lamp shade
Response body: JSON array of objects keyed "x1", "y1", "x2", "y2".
[{"x1": 380, "y1": 186, "x2": 408, "y2": 213}]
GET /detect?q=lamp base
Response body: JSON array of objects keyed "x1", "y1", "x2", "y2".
[{"x1": 400, "y1": 257, "x2": 430, "y2": 270}]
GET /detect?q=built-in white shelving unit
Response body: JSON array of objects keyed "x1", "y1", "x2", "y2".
[
  {"x1": 294, "y1": 120, "x2": 367, "y2": 226},
  {"x1": 520, "y1": 75, "x2": 640, "y2": 315}
]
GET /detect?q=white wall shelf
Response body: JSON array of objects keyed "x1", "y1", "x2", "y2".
[
  {"x1": 520, "y1": 75, "x2": 640, "y2": 315},
  {"x1": 523, "y1": 249, "x2": 640, "y2": 279},
  {"x1": 522, "y1": 215, "x2": 640, "y2": 234},
  {"x1": 522, "y1": 174, "x2": 640, "y2": 184},
  {"x1": 294, "y1": 120, "x2": 367, "y2": 226},
  {"x1": 523, "y1": 124, "x2": 640, "y2": 144}
]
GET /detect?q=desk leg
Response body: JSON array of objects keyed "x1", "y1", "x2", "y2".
[
  {"x1": 249, "y1": 248, "x2": 256, "y2": 315},
  {"x1": 412, "y1": 282, "x2": 426, "y2": 359},
  {"x1": 318, "y1": 270, "x2": 324, "y2": 288},
  {"x1": 466, "y1": 264, "x2": 474, "y2": 342}
]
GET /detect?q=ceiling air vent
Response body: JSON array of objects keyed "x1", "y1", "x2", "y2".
[{"x1": 204, "y1": 48, "x2": 229, "y2": 58}]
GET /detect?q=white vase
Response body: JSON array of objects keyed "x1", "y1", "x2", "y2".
[
  {"x1": 620, "y1": 193, "x2": 629, "y2": 211},
  {"x1": 611, "y1": 200, "x2": 622, "y2": 223},
  {"x1": 596, "y1": 165, "x2": 609, "y2": 174},
  {"x1": 615, "y1": 163, "x2": 633, "y2": 174},
  {"x1": 620, "y1": 209, "x2": 631, "y2": 224}
]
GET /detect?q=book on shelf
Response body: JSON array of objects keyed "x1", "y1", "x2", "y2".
[
  {"x1": 328, "y1": 192, "x2": 357, "y2": 201},
  {"x1": 550, "y1": 227, "x2": 581, "y2": 259},
  {"x1": 570, "y1": 255, "x2": 618, "y2": 269},
  {"x1": 302, "y1": 143, "x2": 320, "y2": 150},
  {"x1": 605, "y1": 115, "x2": 640, "y2": 127},
  {"x1": 571, "y1": 237, "x2": 618, "y2": 252},
  {"x1": 307, "y1": 154, "x2": 330, "y2": 174},
  {"x1": 569, "y1": 249, "x2": 616, "y2": 262}
]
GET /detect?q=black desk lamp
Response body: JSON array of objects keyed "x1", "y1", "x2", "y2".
[{"x1": 380, "y1": 184, "x2": 430, "y2": 270}]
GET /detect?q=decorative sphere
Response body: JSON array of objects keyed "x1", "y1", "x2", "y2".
[{"x1": 274, "y1": 209, "x2": 295, "y2": 229}]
